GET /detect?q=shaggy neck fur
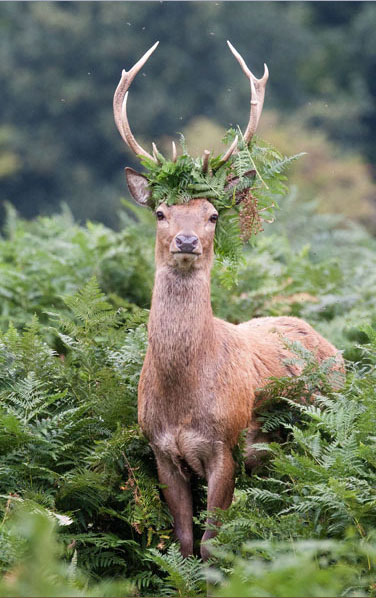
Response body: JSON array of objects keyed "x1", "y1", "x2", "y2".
[{"x1": 148, "y1": 265, "x2": 215, "y2": 386}]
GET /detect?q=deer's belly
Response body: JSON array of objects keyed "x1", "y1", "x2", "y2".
[{"x1": 151, "y1": 427, "x2": 223, "y2": 478}]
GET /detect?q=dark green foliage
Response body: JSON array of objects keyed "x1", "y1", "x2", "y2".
[
  {"x1": 0, "y1": 278, "x2": 172, "y2": 591},
  {"x1": 0, "y1": 202, "x2": 154, "y2": 332},
  {"x1": 1, "y1": 199, "x2": 376, "y2": 595},
  {"x1": 146, "y1": 544, "x2": 206, "y2": 597},
  {"x1": 210, "y1": 538, "x2": 376, "y2": 598},
  {"x1": 0, "y1": 506, "x2": 135, "y2": 597}
]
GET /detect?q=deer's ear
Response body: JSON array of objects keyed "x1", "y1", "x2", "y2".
[{"x1": 125, "y1": 167, "x2": 152, "y2": 207}]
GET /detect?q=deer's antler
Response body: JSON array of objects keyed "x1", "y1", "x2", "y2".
[
  {"x1": 114, "y1": 42, "x2": 268, "y2": 168},
  {"x1": 113, "y1": 42, "x2": 160, "y2": 163},
  {"x1": 207, "y1": 43, "x2": 269, "y2": 168},
  {"x1": 227, "y1": 41, "x2": 269, "y2": 144}
]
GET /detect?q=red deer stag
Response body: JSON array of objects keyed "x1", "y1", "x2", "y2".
[{"x1": 113, "y1": 42, "x2": 344, "y2": 560}]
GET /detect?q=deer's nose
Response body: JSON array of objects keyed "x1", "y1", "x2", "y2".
[{"x1": 175, "y1": 234, "x2": 199, "y2": 253}]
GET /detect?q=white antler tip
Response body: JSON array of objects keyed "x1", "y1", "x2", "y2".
[
  {"x1": 226, "y1": 40, "x2": 238, "y2": 57},
  {"x1": 147, "y1": 41, "x2": 160, "y2": 56},
  {"x1": 261, "y1": 64, "x2": 269, "y2": 80},
  {"x1": 152, "y1": 142, "x2": 160, "y2": 159},
  {"x1": 113, "y1": 44, "x2": 158, "y2": 163},
  {"x1": 122, "y1": 91, "x2": 129, "y2": 109},
  {"x1": 171, "y1": 140, "x2": 177, "y2": 162}
]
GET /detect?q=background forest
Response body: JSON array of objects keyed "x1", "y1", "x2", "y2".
[{"x1": 1, "y1": 2, "x2": 376, "y2": 597}]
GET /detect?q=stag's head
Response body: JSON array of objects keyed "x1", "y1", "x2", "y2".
[
  {"x1": 126, "y1": 169, "x2": 218, "y2": 271},
  {"x1": 113, "y1": 42, "x2": 268, "y2": 272}
]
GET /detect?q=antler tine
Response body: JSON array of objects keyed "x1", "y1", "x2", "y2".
[
  {"x1": 152, "y1": 142, "x2": 158, "y2": 159},
  {"x1": 171, "y1": 141, "x2": 177, "y2": 163},
  {"x1": 113, "y1": 41, "x2": 159, "y2": 162},
  {"x1": 227, "y1": 40, "x2": 269, "y2": 144},
  {"x1": 202, "y1": 149, "x2": 210, "y2": 173}
]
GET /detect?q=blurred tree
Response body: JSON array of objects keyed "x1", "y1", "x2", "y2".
[
  {"x1": 0, "y1": 127, "x2": 20, "y2": 180},
  {"x1": 297, "y1": 2, "x2": 376, "y2": 166},
  {"x1": 260, "y1": 111, "x2": 376, "y2": 229},
  {"x1": 0, "y1": 2, "x2": 374, "y2": 226},
  {"x1": 308, "y1": 1, "x2": 361, "y2": 26}
]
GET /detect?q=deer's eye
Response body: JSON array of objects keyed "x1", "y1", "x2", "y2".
[
  {"x1": 209, "y1": 213, "x2": 218, "y2": 223},
  {"x1": 156, "y1": 211, "x2": 165, "y2": 221}
]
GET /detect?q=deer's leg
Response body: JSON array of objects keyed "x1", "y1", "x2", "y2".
[
  {"x1": 156, "y1": 455, "x2": 193, "y2": 557},
  {"x1": 201, "y1": 446, "x2": 235, "y2": 561}
]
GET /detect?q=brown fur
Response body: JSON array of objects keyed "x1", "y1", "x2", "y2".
[{"x1": 130, "y1": 191, "x2": 344, "y2": 560}]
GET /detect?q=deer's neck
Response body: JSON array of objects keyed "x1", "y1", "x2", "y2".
[{"x1": 148, "y1": 266, "x2": 215, "y2": 383}]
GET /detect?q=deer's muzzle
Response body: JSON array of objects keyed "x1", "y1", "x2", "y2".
[{"x1": 174, "y1": 234, "x2": 200, "y2": 254}]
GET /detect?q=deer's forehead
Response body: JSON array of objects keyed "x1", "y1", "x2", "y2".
[{"x1": 163, "y1": 200, "x2": 214, "y2": 222}]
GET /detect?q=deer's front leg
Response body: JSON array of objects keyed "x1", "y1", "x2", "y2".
[
  {"x1": 201, "y1": 445, "x2": 235, "y2": 561},
  {"x1": 156, "y1": 454, "x2": 193, "y2": 557}
]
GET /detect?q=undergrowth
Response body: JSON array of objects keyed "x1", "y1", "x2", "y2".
[{"x1": 0, "y1": 201, "x2": 376, "y2": 596}]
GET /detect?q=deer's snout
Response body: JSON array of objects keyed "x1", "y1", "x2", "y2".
[{"x1": 174, "y1": 234, "x2": 199, "y2": 254}]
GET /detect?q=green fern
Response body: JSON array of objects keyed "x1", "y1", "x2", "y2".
[
  {"x1": 1, "y1": 195, "x2": 376, "y2": 594},
  {"x1": 147, "y1": 544, "x2": 206, "y2": 597}
]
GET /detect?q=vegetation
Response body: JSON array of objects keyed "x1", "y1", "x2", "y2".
[
  {"x1": 1, "y1": 3, "x2": 376, "y2": 595},
  {"x1": 0, "y1": 191, "x2": 376, "y2": 596}
]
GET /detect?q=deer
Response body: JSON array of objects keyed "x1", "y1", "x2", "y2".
[{"x1": 113, "y1": 41, "x2": 344, "y2": 561}]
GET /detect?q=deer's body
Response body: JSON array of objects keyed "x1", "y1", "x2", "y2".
[
  {"x1": 140, "y1": 296, "x2": 338, "y2": 463},
  {"x1": 113, "y1": 43, "x2": 344, "y2": 559},
  {"x1": 137, "y1": 217, "x2": 343, "y2": 559}
]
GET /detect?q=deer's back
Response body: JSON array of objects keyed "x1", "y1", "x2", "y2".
[{"x1": 237, "y1": 315, "x2": 343, "y2": 375}]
